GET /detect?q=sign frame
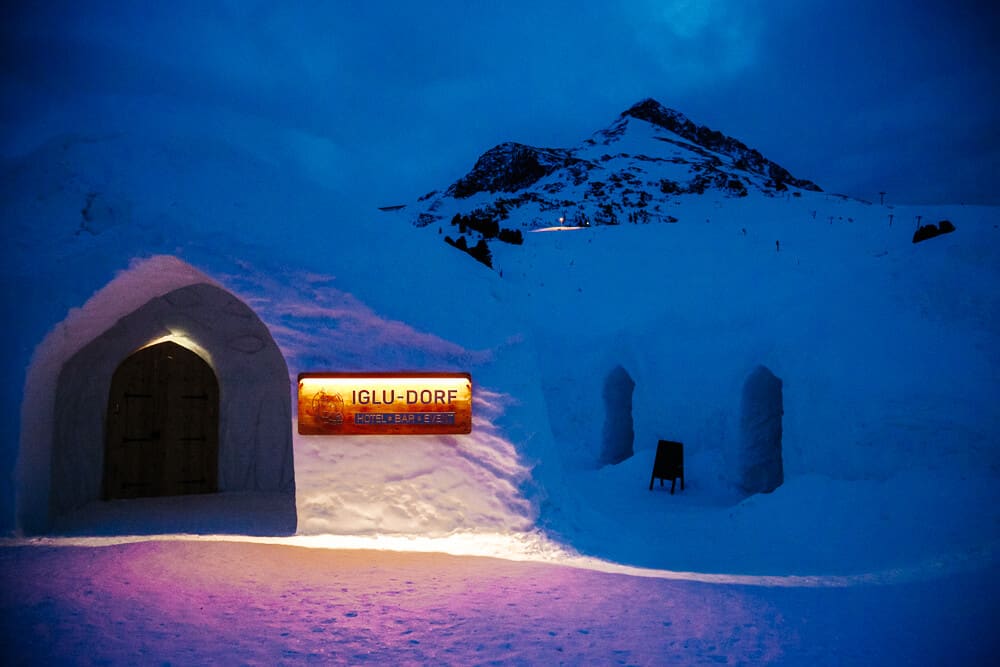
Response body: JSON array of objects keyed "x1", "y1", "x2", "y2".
[{"x1": 297, "y1": 372, "x2": 473, "y2": 436}]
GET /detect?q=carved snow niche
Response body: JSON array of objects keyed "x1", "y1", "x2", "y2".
[
  {"x1": 600, "y1": 365, "x2": 636, "y2": 466},
  {"x1": 738, "y1": 365, "x2": 784, "y2": 494}
]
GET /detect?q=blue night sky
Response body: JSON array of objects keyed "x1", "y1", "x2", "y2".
[{"x1": 2, "y1": 1, "x2": 998, "y2": 208}]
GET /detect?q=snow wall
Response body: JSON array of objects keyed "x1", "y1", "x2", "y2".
[
  {"x1": 519, "y1": 208, "x2": 1000, "y2": 503},
  {"x1": 16, "y1": 256, "x2": 294, "y2": 534}
]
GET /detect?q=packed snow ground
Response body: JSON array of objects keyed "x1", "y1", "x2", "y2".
[{"x1": 2, "y1": 540, "x2": 998, "y2": 665}]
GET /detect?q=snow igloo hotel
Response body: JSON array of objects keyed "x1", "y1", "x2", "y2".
[
  {"x1": 15, "y1": 253, "x2": 786, "y2": 540},
  {"x1": 17, "y1": 257, "x2": 297, "y2": 535}
]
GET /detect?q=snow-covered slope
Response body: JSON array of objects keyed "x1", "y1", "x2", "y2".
[{"x1": 2, "y1": 99, "x2": 998, "y2": 576}]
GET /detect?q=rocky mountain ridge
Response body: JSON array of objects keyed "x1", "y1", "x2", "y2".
[{"x1": 400, "y1": 98, "x2": 823, "y2": 267}]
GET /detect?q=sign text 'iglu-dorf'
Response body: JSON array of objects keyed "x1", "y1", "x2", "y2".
[{"x1": 297, "y1": 373, "x2": 472, "y2": 435}]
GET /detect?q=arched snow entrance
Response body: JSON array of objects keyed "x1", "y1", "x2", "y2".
[
  {"x1": 600, "y1": 365, "x2": 636, "y2": 466},
  {"x1": 17, "y1": 256, "x2": 295, "y2": 535},
  {"x1": 738, "y1": 365, "x2": 784, "y2": 494}
]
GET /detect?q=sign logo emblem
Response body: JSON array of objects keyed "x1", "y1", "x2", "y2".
[{"x1": 310, "y1": 390, "x2": 344, "y2": 425}]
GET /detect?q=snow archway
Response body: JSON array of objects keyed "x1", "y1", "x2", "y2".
[
  {"x1": 600, "y1": 365, "x2": 636, "y2": 466},
  {"x1": 738, "y1": 365, "x2": 784, "y2": 494},
  {"x1": 16, "y1": 256, "x2": 295, "y2": 535}
]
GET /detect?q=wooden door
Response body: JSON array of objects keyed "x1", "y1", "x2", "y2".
[{"x1": 104, "y1": 341, "x2": 219, "y2": 499}]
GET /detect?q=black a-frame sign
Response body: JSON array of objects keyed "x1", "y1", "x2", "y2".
[{"x1": 649, "y1": 439, "x2": 684, "y2": 494}]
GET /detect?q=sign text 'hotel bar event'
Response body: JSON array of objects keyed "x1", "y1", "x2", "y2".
[{"x1": 297, "y1": 373, "x2": 472, "y2": 435}]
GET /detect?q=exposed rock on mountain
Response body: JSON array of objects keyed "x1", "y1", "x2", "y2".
[{"x1": 448, "y1": 142, "x2": 585, "y2": 199}]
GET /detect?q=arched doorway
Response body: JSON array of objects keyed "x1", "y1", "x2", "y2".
[
  {"x1": 104, "y1": 341, "x2": 219, "y2": 500},
  {"x1": 600, "y1": 365, "x2": 636, "y2": 466},
  {"x1": 738, "y1": 365, "x2": 784, "y2": 494}
]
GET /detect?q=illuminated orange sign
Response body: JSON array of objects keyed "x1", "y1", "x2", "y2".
[{"x1": 297, "y1": 373, "x2": 472, "y2": 435}]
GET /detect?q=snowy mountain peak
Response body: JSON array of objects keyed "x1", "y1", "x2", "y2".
[
  {"x1": 616, "y1": 97, "x2": 822, "y2": 193},
  {"x1": 403, "y1": 98, "x2": 825, "y2": 266}
]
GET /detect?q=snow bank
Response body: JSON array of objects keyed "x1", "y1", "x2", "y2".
[
  {"x1": 495, "y1": 196, "x2": 1000, "y2": 487},
  {"x1": 211, "y1": 258, "x2": 544, "y2": 537},
  {"x1": 294, "y1": 389, "x2": 536, "y2": 536}
]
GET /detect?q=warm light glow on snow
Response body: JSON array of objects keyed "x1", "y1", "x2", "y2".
[
  {"x1": 137, "y1": 333, "x2": 214, "y2": 368},
  {"x1": 6, "y1": 532, "x2": 989, "y2": 588}
]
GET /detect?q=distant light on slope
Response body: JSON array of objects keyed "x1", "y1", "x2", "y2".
[{"x1": 531, "y1": 226, "x2": 587, "y2": 233}]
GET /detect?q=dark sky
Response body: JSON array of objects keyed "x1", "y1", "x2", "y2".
[{"x1": 2, "y1": 1, "x2": 998, "y2": 207}]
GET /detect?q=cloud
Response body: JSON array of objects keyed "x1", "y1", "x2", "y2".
[
  {"x1": 2, "y1": 1, "x2": 996, "y2": 205},
  {"x1": 624, "y1": 0, "x2": 764, "y2": 86}
]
